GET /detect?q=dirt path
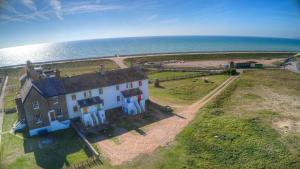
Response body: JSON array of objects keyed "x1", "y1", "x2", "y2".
[
  {"x1": 96, "y1": 76, "x2": 238, "y2": 165},
  {"x1": 109, "y1": 57, "x2": 128, "y2": 69},
  {"x1": 0, "y1": 76, "x2": 8, "y2": 145}
]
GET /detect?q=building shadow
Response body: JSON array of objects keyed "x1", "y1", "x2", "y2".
[
  {"x1": 23, "y1": 128, "x2": 92, "y2": 169},
  {"x1": 87, "y1": 100, "x2": 181, "y2": 143}
]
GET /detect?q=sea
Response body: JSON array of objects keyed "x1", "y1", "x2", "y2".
[{"x1": 1, "y1": 36, "x2": 300, "y2": 67}]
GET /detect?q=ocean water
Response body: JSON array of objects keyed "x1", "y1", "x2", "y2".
[{"x1": 0, "y1": 36, "x2": 300, "y2": 67}]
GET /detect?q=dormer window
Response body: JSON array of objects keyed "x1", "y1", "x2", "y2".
[
  {"x1": 116, "y1": 85, "x2": 119, "y2": 91},
  {"x1": 33, "y1": 100, "x2": 39, "y2": 110}
]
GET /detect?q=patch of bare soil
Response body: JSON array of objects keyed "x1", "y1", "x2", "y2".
[
  {"x1": 272, "y1": 118, "x2": 300, "y2": 134},
  {"x1": 229, "y1": 87, "x2": 300, "y2": 134}
]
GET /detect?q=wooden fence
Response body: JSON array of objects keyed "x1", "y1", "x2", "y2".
[{"x1": 62, "y1": 156, "x2": 102, "y2": 169}]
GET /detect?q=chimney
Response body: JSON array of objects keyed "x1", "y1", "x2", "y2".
[
  {"x1": 25, "y1": 60, "x2": 32, "y2": 78},
  {"x1": 55, "y1": 69, "x2": 61, "y2": 78},
  {"x1": 99, "y1": 64, "x2": 105, "y2": 75}
]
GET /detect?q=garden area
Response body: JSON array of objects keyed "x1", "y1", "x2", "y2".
[{"x1": 149, "y1": 73, "x2": 229, "y2": 105}]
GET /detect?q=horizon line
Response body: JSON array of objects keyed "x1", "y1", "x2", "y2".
[{"x1": 1, "y1": 34, "x2": 300, "y2": 50}]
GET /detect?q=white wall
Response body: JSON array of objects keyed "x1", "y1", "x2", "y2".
[{"x1": 65, "y1": 79, "x2": 149, "y2": 119}]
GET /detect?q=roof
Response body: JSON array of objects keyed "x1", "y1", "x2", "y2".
[
  {"x1": 32, "y1": 77, "x2": 66, "y2": 97},
  {"x1": 19, "y1": 67, "x2": 147, "y2": 102},
  {"x1": 78, "y1": 96, "x2": 103, "y2": 108},
  {"x1": 62, "y1": 67, "x2": 147, "y2": 93},
  {"x1": 121, "y1": 88, "x2": 143, "y2": 98},
  {"x1": 20, "y1": 79, "x2": 33, "y2": 102}
]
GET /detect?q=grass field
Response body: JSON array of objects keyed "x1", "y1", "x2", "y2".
[
  {"x1": 124, "y1": 52, "x2": 295, "y2": 65},
  {"x1": 149, "y1": 74, "x2": 229, "y2": 105},
  {"x1": 117, "y1": 69, "x2": 300, "y2": 169},
  {"x1": 0, "y1": 60, "x2": 118, "y2": 169},
  {"x1": 148, "y1": 71, "x2": 200, "y2": 80},
  {"x1": 44, "y1": 59, "x2": 119, "y2": 77}
]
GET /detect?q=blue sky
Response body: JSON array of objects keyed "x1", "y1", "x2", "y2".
[{"x1": 0, "y1": 0, "x2": 300, "y2": 48}]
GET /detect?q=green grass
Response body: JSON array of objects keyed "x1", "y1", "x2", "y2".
[
  {"x1": 44, "y1": 59, "x2": 119, "y2": 77},
  {"x1": 148, "y1": 71, "x2": 200, "y2": 80},
  {"x1": 2, "y1": 112, "x2": 17, "y2": 132},
  {"x1": 124, "y1": 52, "x2": 295, "y2": 65},
  {"x1": 149, "y1": 74, "x2": 229, "y2": 105},
  {"x1": 1, "y1": 129, "x2": 91, "y2": 169},
  {"x1": 117, "y1": 69, "x2": 300, "y2": 169}
]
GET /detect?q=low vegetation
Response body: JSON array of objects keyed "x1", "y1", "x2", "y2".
[
  {"x1": 118, "y1": 69, "x2": 300, "y2": 169},
  {"x1": 148, "y1": 71, "x2": 201, "y2": 80},
  {"x1": 124, "y1": 52, "x2": 295, "y2": 65},
  {"x1": 149, "y1": 74, "x2": 229, "y2": 105},
  {"x1": 1, "y1": 129, "x2": 91, "y2": 169},
  {"x1": 44, "y1": 59, "x2": 119, "y2": 77}
]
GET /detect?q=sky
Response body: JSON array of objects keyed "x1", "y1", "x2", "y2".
[{"x1": 0, "y1": 0, "x2": 300, "y2": 48}]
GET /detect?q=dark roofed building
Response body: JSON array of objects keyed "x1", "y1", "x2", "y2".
[{"x1": 15, "y1": 64, "x2": 149, "y2": 136}]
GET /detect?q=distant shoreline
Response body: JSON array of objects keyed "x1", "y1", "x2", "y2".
[{"x1": 0, "y1": 51, "x2": 298, "y2": 69}]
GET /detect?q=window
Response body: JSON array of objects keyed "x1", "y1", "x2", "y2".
[
  {"x1": 83, "y1": 107, "x2": 88, "y2": 114},
  {"x1": 139, "y1": 81, "x2": 142, "y2": 86},
  {"x1": 99, "y1": 88, "x2": 103, "y2": 94},
  {"x1": 73, "y1": 105, "x2": 78, "y2": 112},
  {"x1": 84, "y1": 91, "x2": 88, "y2": 98},
  {"x1": 88, "y1": 90, "x2": 92, "y2": 97},
  {"x1": 33, "y1": 100, "x2": 39, "y2": 110},
  {"x1": 53, "y1": 96, "x2": 59, "y2": 105},
  {"x1": 56, "y1": 108, "x2": 63, "y2": 118},
  {"x1": 116, "y1": 85, "x2": 119, "y2": 91},
  {"x1": 35, "y1": 114, "x2": 42, "y2": 124},
  {"x1": 117, "y1": 96, "x2": 120, "y2": 102},
  {"x1": 71, "y1": 94, "x2": 76, "y2": 101},
  {"x1": 130, "y1": 82, "x2": 133, "y2": 88}
]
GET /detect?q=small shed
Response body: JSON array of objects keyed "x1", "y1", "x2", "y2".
[{"x1": 255, "y1": 64, "x2": 263, "y2": 68}]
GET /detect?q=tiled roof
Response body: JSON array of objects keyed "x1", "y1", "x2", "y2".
[
  {"x1": 32, "y1": 77, "x2": 66, "y2": 97},
  {"x1": 121, "y1": 88, "x2": 143, "y2": 98},
  {"x1": 62, "y1": 67, "x2": 147, "y2": 93},
  {"x1": 78, "y1": 96, "x2": 103, "y2": 108}
]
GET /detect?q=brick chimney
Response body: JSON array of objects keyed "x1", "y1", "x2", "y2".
[
  {"x1": 99, "y1": 64, "x2": 105, "y2": 75},
  {"x1": 55, "y1": 69, "x2": 61, "y2": 78}
]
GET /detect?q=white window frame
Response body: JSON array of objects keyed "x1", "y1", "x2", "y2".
[
  {"x1": 33, "y1": 100, "x2": 39, "y2": 110},
  {"x1": 99, "y1": 88, "x2": 103, "y2": 95},
  {"x1": 71, "y1": 94, "x2": 77, "y2": 101}
]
